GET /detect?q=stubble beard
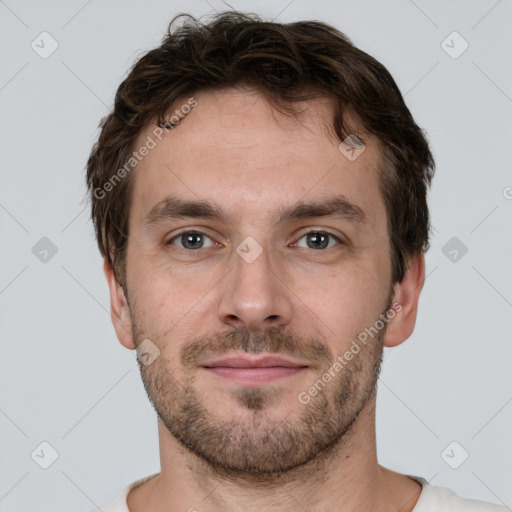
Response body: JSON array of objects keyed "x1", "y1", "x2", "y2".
[{"x1": 131, "y1": 312, "x2": 386, "y2": 483}]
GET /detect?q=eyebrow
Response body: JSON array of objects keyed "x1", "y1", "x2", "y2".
[{"x1": 144, "y1": 194, "x2": 367, "y2": 229}]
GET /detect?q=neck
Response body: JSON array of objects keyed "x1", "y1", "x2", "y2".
[{"x1": 128, "y1": 393, "x2": 422, "y2": 512}]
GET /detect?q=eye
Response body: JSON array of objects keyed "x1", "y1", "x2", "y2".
[
  {"x1": 165, "y1": 231, "x2": 215, "y2": 250},
  {"x1": 294, "y1": 231, "x2": 342, "y2": 250}
]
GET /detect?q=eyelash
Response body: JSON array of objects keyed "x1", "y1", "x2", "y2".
[{"x1": 164, "y1": 229, "x2": 344, "y2": 251}]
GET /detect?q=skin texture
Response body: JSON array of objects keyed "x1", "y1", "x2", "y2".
[{"x1": 104, "y1": 88, "x2": 426, "y2": 512}]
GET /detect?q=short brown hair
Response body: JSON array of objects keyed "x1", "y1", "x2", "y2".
[{"x1": 86, "y1": 11, "x2": 435, "y2": 290}]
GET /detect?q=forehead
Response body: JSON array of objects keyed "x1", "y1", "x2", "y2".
[{"x1": 128, "y1": 88, "x2": 387, "y2": 233}]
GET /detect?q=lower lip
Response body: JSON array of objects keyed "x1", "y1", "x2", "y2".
[{"x1": 203, "y1": 366, "x2": 306, "y2": 384}]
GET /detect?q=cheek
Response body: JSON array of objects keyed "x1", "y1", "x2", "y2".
[
  {"x1": 301, "y1": 262, "x2": 388, "y2": 346},
  {"x1": 128, "y1": 260, "x2": 218, "y2": 340}
]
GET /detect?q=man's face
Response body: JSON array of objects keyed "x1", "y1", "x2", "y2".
[{"x1": 121, "y1": 89, "x2": 394, "y2": 479}]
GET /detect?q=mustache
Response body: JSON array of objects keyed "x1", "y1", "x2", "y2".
[{"x1": 180, "y1": 326, "x2": 333, "y2": 370}]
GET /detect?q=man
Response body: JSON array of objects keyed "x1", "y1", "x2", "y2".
[{"x1": 85, "y1": 11, "x2": 508, "y2": 512}]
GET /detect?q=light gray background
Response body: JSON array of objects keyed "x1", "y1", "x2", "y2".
[{"x1": 1, "y1": 0, "x2": 511, "y2": 510}]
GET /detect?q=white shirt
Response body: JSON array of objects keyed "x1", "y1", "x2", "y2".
[{"x1": 89, "y1": 473, "x2": 510, "y2": 511}]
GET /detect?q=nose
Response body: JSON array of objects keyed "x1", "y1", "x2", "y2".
[{"x1": 217, "y1": 240, "x2": 293, "y2": 332}]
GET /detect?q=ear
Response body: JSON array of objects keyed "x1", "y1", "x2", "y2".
[
  {"x1": 103, "y1": 257, "x2": 135, "y2": 350},
  {"x1": 383, "y1": 253, "x2": 425, "y2": 348}
]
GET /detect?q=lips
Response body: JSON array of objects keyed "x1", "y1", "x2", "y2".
[
  {"x1": 202, "y1": 355, "x2": 307, "y2": 369},
  {"x1": 201, "y1": 355, "x2": 308, "y2": 384}
]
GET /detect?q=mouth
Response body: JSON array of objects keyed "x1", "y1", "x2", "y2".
[{"x1": 201, "y1": 355, "x2": 309, "y2": 384}]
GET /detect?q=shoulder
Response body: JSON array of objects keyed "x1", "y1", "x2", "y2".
[
  {"x1": 86, "y1": 473, "x2": 160, "y2": 512},
  {"x1": 411, "y1": 476, "x2": 510, "y2": 512}
]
